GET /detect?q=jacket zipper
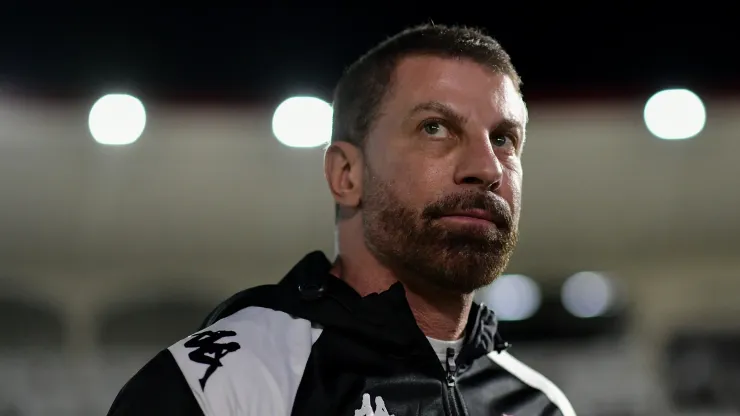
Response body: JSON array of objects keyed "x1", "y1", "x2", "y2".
[{"x1": 445, "y1": 347, "x2": 460, "y2": 416}]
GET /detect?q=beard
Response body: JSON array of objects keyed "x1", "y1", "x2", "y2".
[{"x1": 361, "y1": 165, "x2": 519, "y2": 295}]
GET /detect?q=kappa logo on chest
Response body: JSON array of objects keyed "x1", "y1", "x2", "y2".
[{"x1": 354, "y1": 393, "x2": 395, "y2": 416}]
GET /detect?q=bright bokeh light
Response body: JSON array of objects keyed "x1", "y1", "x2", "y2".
[
  {"x1": 88, "y1": 94, "x2": 147, "y2": 145},
  {"x1": 272, "y1": 96, "x2": 333, "y2": 148},
  {"x1": 476, "y1": 274, "x2": 541, "y2": 321},
  {"x1": 561, "y1": 271, "x2": 615, "y2": 318},
  {"x1": 644, "y1": 88, "x2": 706, "y2": 140}
]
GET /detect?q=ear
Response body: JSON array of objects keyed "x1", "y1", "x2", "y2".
[{"x1": 324, "y1": 141, "x2": 363, "y2": 211}]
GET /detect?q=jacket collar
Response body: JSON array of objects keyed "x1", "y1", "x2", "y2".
[{"x1": 279, "y1": 251, "x2": 509, "y2": 366}]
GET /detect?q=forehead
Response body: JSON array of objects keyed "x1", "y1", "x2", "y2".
[{"x1": 386, "y1": 55, "x2": 527, "y2": 125}]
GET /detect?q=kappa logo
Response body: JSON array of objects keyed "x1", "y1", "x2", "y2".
[
  {"x1": 184, "y1": 330, "x2": 241, "y2": 390},
  {"x1": 354, "y1": 393, "x2": 395, "y2": 416}
]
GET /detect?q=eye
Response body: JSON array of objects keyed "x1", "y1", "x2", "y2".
[
  {"x1": 421, "y1": 120, "x2": 450, "y2": 138},
  {"x1": 492, "y1": 134, "x2": 516, "y2": 149}
]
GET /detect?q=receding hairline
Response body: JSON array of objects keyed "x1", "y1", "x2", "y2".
[
  {"x1": 330, "y1": 25, "x2": 523, "y2": 149},
  {"x1": 388, "y1": 52, "x2": 522, "y2": 89},
  {"x1": 356, "y1": 53, "x2": 525, "y2": 142}
]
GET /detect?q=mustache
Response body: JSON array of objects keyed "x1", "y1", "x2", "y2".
[{"x1": 422, "y1": 191, "x2": 514, "y2": 229}]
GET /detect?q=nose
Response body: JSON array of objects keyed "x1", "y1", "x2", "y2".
[{"x1": 453, "y1": 137, "x2": 504, "y2": 191}]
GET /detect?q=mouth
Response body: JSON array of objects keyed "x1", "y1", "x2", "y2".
[
  {"x1": 441, "y1": 209, "x2": 494, "y2": 222},
  {"x1": 438, "y1": 209, "x2": 497, "y2": 227}
]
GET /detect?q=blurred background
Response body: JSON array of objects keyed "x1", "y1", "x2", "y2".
[{"x1": 1, "y1": 4, "x2": 739, "y2": 416}]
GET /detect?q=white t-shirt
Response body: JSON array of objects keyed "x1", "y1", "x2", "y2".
[{"x1": 426, "y1": 336, "x2": 464, "y2": 366}]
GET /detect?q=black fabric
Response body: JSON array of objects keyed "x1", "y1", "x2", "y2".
[
  {"x1": 201, "y1": 251, "x2": 507, "y2": 361},
  {"x1": 106, "y1": 349, "x2": 203, "y2": 416},
  {"x1": 457, "y1": 353, "x2": 562, "y2": 416},
  {"x1": 108, "y1": 251, "x2": 569, "y2": 415}
]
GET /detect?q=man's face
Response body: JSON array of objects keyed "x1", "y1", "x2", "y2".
[{"x1": 361, "y1": 55, "x2": 527, "y2": 294}]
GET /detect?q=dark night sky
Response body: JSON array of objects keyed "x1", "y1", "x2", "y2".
[{"x1": 0, "y1": 3, "x2": 736, "y2": 104}]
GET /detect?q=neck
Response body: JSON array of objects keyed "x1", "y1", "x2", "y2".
[{"x1": 331, "y1": 224, "x2": 472, "y2": 341}]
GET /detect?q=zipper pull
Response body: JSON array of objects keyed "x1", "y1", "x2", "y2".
[
  {"x1": 445, "y1": 347, "x2": 457, "y2": 387},
  {"x1": 493, "y1": 332, "x2": 511, "y2": 353}
]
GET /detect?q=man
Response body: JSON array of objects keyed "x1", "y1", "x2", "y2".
[{"x1": 108, "y1": 24, "x2": 576, "y2": 416}]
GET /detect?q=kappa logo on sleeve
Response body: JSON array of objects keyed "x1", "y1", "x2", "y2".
[{"x1": 184, "y1": 330, "x2": 241, "y2": 390}]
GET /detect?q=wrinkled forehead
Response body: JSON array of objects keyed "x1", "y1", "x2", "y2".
[{"x1": 388, "y1": 55, "x2": 528, "y2": 126}]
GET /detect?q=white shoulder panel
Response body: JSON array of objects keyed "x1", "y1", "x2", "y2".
[
  {"x1": 169, "y1": 307, "x2": 323, "y2": 416},
  {"x1": 487, "y1": 351, "x2": 577, "y2": 416}
]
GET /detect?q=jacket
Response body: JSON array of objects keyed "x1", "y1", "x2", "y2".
[{"x1": 107, "y1": 251, "x2": 576, "y2": 416}]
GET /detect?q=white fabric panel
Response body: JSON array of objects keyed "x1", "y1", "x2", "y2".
[
  {"x1": 169, "y1": 307, "x2": 322, "y2": 416},
  {"x1": 487, "y1": 351, "x2": 577, "y2": 416}
]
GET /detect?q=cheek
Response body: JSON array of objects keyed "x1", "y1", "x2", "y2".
[
  {"x1": 386, "y1": 168, "x2": 446, "y2": 214},
  {"x1": 502, "y1": 163, "x2": 523, "y2": 212},
  {"x1": 393, "y1": 173, "x2": 434, "y2": 208},
  {"x1": 414, "y1": 162, "x2": 455, "y2": 203},
  {"x1": 386, "y1": 151, "x2": 438, "y2": 192}
]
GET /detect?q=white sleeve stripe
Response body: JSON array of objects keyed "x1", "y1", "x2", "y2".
[
  {"x1": 169, "y1": 307, "x2": 323, "y2": 416},
  {"x1": 486, "y1": 351, "x2": 577, "y2": 416}
]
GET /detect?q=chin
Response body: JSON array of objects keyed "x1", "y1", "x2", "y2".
[
  {"x1": 413, "y1": 254, "x2": 507, "y2": 295},
  {"x1": 437, "y1": 273, "x2": 499, "y2": 295}
]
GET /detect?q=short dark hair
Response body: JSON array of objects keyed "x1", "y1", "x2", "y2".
[
  {"x1": 330, "y1": 24, "x2": 522, "y2": 219},
  {"x1": 331, "y1": 24, "x2": 521, "y2": 149}
]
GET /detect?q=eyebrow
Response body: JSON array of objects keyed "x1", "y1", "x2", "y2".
[
  {"x1": 408, "y1": 101, "x2": 468, "y2": 127},
  {"x1": 491, "y1": 119, "x2": 524, "y2": 135}
]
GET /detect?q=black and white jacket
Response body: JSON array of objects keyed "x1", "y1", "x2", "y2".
[{"x1": 107, "y1": 252, "x2": 576, "y2": 416}]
